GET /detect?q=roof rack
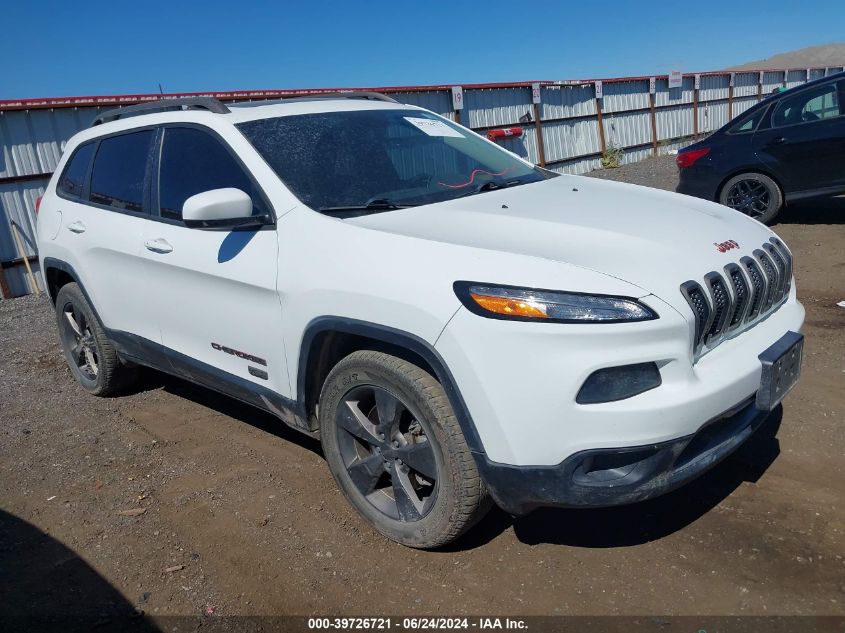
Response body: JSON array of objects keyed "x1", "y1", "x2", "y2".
[
  {"x1": 231, "y1": 91, "x2": 399, "y2": 107},
  {"x1": 305, "y1": 91, "x2": 398, "y2": 103},
  {"x1": 91, "y1": 97, "x2": 230, "y2": 126}
]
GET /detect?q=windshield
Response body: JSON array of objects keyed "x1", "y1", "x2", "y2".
[{"x1": 236, "y1": 109, "x2": 547, "y2": 212}]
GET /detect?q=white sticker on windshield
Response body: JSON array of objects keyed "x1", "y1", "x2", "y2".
[{"x1": 404, "y1": 117, "x2": 464, "y2": 138}]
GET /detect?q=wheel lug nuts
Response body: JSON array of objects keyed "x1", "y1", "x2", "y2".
[{"x1": 392, "y1": 441, "x2": 399, "y2": 447}]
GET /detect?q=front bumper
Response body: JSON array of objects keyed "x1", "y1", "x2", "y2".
[
  {"x1": 436, "y1": 291, "x2": 804, "y2": 466},
  {"x1": 477, "y1": 397, "x2": 769, "y2": 515}
]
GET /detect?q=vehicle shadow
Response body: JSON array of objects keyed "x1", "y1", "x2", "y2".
[
  {"x1": 453, "y1": 407, "x2": 783, "y2": 550},
  {"x1": 130, "y1": 369, "x2": 783, "y2": 552},
  {"x1": 777, "y1": 195, "x2": 845, "y2": 225},
  {"x1": 0, "y1": 508, "x2": 161, "y2": 633},
  {"x1": 135, "y1": 368, "x2": 323, "y2": 456}
]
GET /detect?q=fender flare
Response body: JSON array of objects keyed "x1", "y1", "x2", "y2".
[
  {"x1": 298, "y1": 316, "x2": 486, "y2": 454},
  {"x1": 42, "y1": 257, "x2": 99, "y2": 313}
]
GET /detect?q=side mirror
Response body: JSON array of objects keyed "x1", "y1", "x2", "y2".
[{"x1": 182, "y1": 188, "x2": 270, "y2": 229}]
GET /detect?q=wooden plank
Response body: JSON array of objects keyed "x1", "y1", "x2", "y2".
[
  {"x1": 10, "y1": 222, "x2": 41, "y2": 296},
  {"x1": 595, "y1": 96, "x2": 606, "y2": 156}
]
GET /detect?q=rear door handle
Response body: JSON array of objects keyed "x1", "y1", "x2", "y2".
[
  {"x1": 771, "y1": 136, "x2": 787, "y2": 145},
  {"x1": 144, "y1": 238, "x2": 173, "y2": 254},
  {"x1": 67, "y1": 221, "x2": 86, "y2": 234}
]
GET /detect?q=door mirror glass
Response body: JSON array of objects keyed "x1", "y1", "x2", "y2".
[{"x1": 182, "y1": 188, "x2": 268, "y2": 229}]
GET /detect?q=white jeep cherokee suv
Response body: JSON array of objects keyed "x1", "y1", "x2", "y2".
[{"x1": 37, "y1": 93, "x2": 805, "y2": 548}]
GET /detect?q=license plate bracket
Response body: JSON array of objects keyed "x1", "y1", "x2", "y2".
[{"x1": 756, "y1": 331, "x2": 803, "y2": 411}]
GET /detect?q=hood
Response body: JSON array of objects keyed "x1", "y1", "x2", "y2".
[{"x1": 346, "y1": 175, "x2": 778, "y2": 312}]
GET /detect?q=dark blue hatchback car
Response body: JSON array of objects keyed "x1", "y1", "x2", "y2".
[{"x1": 676, "y1": 71, "x2": 845, "y2": 224}]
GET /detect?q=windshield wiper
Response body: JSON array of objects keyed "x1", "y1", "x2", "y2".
[
  {"x1": 454, "y1": 178, "x2": 525, "y2": 199},
  {"x1": 317, "y1": 198, "x2": 418, "y2": 216}
]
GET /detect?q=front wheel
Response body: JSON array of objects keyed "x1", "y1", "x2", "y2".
[
  {"x1": 719, "y1": 172, "x2": 783, "y2": 225},
  {"x1": 319, "y1": 351, "x2": 490, "y2": 549}
]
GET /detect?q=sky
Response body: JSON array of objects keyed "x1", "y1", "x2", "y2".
[{"x1": 3, "y1": 0, "x2": 845, "y2": 99}]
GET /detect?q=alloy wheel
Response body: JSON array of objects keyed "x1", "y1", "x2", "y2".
[
  {"x1": 725, "y1": 178, "x2": 771, "y2": 218},
  {"x1": 335, "y1": 385, "x2": 438, "y2": 522},
  {"x1": 59, "y1": 301, "x2": 99, "y2": 381}
]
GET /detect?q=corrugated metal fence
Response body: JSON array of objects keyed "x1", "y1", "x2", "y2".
[{"x1": 1, "y1": 66, "x2": 843, "y2": 297}]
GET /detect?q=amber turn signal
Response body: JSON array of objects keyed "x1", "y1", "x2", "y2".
[{"x1": 469, "y1": 292, "x2": 549, "y2": 318}]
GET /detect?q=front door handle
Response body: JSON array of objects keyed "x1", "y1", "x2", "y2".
[
  {"x1": 144, "y1": 238, "x2": 173, "y2": 254},
  {"x1": 67, "y1": 221, "x2": 86, "y2": 234},
  {"x1": 770, "y1": 136, "x2": 787, "y2": 145}
]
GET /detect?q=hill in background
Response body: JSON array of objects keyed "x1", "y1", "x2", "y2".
[{"x1": 728, "y1": 43, "x2": 845, "y2": 70}]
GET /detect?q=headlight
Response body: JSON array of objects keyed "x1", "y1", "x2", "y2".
[{"x1": 453, "y1": 282, "x2": 657, "y2": 323}]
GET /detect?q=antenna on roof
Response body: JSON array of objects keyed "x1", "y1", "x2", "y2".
[{"x1": 158, "y1": 83, "x2": 164, "y2": 95}]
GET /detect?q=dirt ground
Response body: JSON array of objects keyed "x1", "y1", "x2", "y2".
[{"x1": 1, "y1": 156, "x2": 843, "y2": 625}]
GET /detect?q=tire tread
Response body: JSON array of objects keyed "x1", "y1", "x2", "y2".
[{"x1": 320, "y1": 350, "x2": 489, "y2": 548}]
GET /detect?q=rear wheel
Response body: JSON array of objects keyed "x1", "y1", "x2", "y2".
[
  {"x1": 319, "y1": 350, "x2": 489, "y2": 549},
  {"x1": 55, "y1": 283, "x2": 138, "y2": 396},
  {"x1": 719, "y1": 172, "x2": 783, "y2": 225}
]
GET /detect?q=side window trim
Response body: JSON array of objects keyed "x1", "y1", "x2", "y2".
[
  {"x1": 149, "y1": 127, "x2": 165, "y2": 222},
  {"x1": 152, "y1": 123, "x2": 276, "y2": 227},
  {"x1": 82, "y1": 141, "x2": 97, "y2": 201}
]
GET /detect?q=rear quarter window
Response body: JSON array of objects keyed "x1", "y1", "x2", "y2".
[
  {"x1": 57, "y1": 142, "x2": 95, "y2": 198},
  {"x1": 727, "y1": 106, "x2": 767, "y2": 134}
]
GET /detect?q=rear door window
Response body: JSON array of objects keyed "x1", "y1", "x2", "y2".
[
  {"x1": 157, "y1": 127, "x2": 265, "y2": 221},
  {"x1": 89, "y1": 130, "x2": 154, "y2": 212},
  {"x1": 57, "y1": 142, "x2": 95, "y2": 198},
  {"x1": 772, "y1": 82, "x2": 841, "y2": 127}
]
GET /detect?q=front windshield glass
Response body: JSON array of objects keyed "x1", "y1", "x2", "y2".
[{"x1": 236, "y1": 109, "x2": 547, "y2": 212}]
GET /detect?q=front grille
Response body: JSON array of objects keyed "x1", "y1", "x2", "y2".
[
  {"x1": 755, "y1": 249, "x2": 778, "y2": 312},
  {"x1": 763, "y1": 242, "x2": 788, "y2": 303},
  {"x1": 704, "y1": 272, "x2": 731, "y2": 345},
  {"x1": 769, "y1": 237, "x2": 793, "y2": 297},
  {"x1": 725, "y1": 264, "x2": 749, "y2": 331},
  {"x1": 741, "y1": 256, "x2": 766, "y2": 320},
  {"x1": 681, "y1": 238, "x2": 792, "y2": 358}
]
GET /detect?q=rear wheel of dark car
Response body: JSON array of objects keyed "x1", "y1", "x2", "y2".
[
  {"x1": 55, "y1": 283, "x2": 138, "y2": 396},
  {"x1": 319, "y1": 350, "x2": 490, "y2": 549},
  {"x1": 719, "y1": 172, "x2": 783, "y2": 225}
]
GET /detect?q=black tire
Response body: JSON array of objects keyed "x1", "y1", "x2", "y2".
[
  {"x1": 55, "y1": 283, "x2": 138, "y2": 396},
  {"x1": 719, "y1": 172, "x2": 784, "y2": 225},
  {"x1": 319, "y1": 350, "x2": 490, "y2": 549}
]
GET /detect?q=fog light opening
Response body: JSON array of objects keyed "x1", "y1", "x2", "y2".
[{"x1": 576, "y1": 362, "x2": 662, "y2": 405}]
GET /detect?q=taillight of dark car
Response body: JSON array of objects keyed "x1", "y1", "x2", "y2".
[{"x1": 676, "y1": 147, "x2": 711, "y2": 169}]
